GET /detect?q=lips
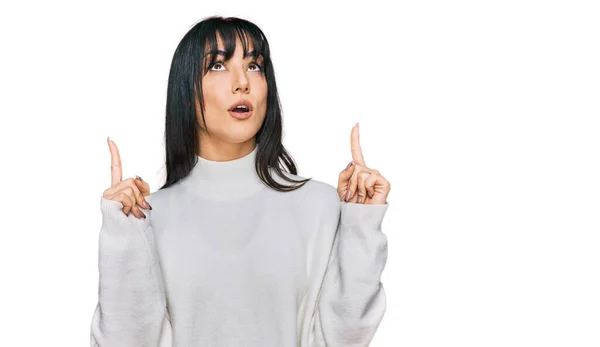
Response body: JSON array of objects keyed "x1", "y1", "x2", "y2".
[{"x1": 228, "y1": 99, "x2": 253, "y2": 112}]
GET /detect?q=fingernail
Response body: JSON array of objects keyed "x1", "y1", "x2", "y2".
[
  {"x1": 358, "y1": 196, "x2": 363, "y2": 204},
  {"x1": 143, "y1": 200, "x2": 152, "y2": 210},
  {"x1": 344, "y1": 161, "x2": 353, "y2": 171},
  {"x1": 345, "y1": 189, "x2": 352, "y2": 202},
  {"x1": 141, "y1": 211, "x2": 146, "y2": 219},
  {"x1": 136, "y1": 175, "x2": 143, "y2": 182}
]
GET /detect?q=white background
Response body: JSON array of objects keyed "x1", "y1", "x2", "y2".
[{"x1": 0, "y1": 0, "x2": 598, "y2": 346}]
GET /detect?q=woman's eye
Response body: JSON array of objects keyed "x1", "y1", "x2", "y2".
[
  {"x1": 209, "y1": 62, "x2": 225, "y2": 71},
  {"x1": 249, "y1": 63, "x2": 262, "y2": 72},
  {"x1": 208, "y1": 61, "x2": 262, "y2": 72}
]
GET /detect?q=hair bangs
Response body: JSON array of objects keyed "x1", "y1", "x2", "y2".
[{"x1": 203, "y1": 21, "x2": 269, "y2": 72}]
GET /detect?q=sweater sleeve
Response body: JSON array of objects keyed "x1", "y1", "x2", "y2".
[
  {"x1": 90, "y1": 196, "x2": 169, "y2": 347},
  {"x1": 310, "y1": 189, "x2": 389, "y2": 347}
]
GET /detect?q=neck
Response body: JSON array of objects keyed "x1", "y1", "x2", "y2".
[
  {"x1": 183, "y1": 143, "x2": 265, "y2": 200},
  {"x1": 197, "y1": 137, "x2": 257, "y2": 162}
]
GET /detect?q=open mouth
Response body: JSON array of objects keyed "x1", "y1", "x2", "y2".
[{"x1": 231, "y1": 105, "x2": 250, "y2": 113}]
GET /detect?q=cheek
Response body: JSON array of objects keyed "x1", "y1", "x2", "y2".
[
  {"x1": 255, "y1": 79, "x2": 268, "y2": 110},
  {"x1": 201, "y1": 81, "x2": 225, "y2": 111}
]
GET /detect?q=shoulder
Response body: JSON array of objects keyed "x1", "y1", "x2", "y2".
[
  {"x1": 274, "y1": 168, "x2": 341, "y2": 216},
  {"x1": 144, "y1": 182, "x2": 187, "y2": 219},
  {"x1": 145, "y1": 184, "x2": 178, "y2": 205},
  {"x1": 303, "y1": 179, "x2": 340, "y2": 207}
]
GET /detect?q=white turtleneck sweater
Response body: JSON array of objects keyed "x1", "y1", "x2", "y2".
[{"x1": 90, "y1": 144, "x2": 389, "y2": 347}]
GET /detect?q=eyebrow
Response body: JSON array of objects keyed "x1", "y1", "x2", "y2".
[{"x1": 207, "y1": 50, "x2": 261, "y2": 59}]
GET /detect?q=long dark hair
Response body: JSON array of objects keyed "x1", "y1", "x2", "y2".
[{"x1": 159, "y1": 16, "x2": 311, "y2": 192}]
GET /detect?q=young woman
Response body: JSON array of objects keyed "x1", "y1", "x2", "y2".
[{"x1": 90, "y1": 16, "x2": 391, "y2": 347}]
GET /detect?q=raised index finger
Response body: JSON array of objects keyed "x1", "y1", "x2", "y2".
[
  {"x1": 107, "y1": 137, "x2": 122, "y2": 186},
  {"x1": 350, "y1": 123, "x2": 366, "y2": 167}
]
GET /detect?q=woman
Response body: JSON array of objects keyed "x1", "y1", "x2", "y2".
[{"x1": 90, "y1": 16, "x2": 391, "y2": 347}]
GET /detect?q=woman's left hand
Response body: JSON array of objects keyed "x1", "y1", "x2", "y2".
[{"x1": 337, "y1": 123, "x2": 391, "y2": 205}]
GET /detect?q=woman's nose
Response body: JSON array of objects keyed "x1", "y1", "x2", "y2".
[
  {"x1": 233, "y1": 84, "x2": 249, "y2": 93},
  {"x1": 232, "y1": 71, "x2": 250, "y2": 93}
]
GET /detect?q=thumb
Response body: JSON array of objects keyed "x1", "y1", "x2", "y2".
[
  {"x1": 338, "y1": 161, "x2": 355, "y2": 183},
  {"x1": 135, "y1": 176, "x2": 151, "y2": 196}
]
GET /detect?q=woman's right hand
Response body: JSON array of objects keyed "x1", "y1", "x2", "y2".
[{"x1": 102, "y1": 137, "x2": 152, "y2": 219}]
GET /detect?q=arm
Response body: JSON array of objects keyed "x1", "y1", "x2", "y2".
[
  {"x1": 90, "y1": 196, "x2": 169, "y2": 347},
  {"x1": 310, "y1": 190, "x2": 389, "y2": 347}
]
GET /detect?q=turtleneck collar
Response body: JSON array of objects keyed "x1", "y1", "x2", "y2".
[{"x1": 182, "y1": 144, "x2": 266, "y2": 200}]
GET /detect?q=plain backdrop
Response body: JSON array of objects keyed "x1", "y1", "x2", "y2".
[{"x1": 0, "y1": 0, "x2": 599, "y2": 346}]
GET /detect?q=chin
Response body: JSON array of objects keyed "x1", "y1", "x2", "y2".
[
  {"x1": 228, "y1": 114, "x2": 264, "y2": 131},
  {"x1": 221, "y1": 129, "x2": 260, "y2": 144}
]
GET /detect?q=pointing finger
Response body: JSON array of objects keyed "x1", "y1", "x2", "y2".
[
  {"x1": 107, "y1": 137, "x2": 122, "y2": 186},
  {"x1": 350, "y1": 123, "x2": 366, "y2": 167}
]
